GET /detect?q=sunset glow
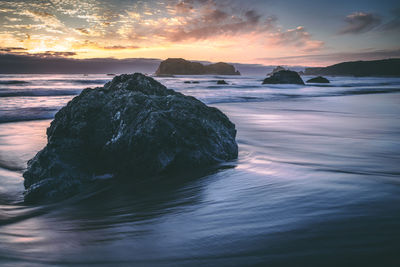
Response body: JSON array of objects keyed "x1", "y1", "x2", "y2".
[{"x1": 0, "y1": 0, "x2": 399, "y2": 66}]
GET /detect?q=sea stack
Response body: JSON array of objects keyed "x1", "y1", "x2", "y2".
[
  {"x1": 23, "y1": 73, "x2": 238, "y2": 203},
  {"x1": 267, "y1": 66, "x2": 286, "y2": 76},
  {"x1": 262, "y1": 70, "x2": 305, "y2": 85},
  {"x1": 155, "y1": 58, "x2": 241, "y2": 76}
]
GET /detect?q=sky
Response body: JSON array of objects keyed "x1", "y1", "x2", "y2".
[{"x1": 0, "y1": 0, "x2": 399, "y2": 66}]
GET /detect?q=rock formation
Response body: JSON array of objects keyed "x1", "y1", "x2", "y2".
[
  {"x1": 262, "y1": 70, "x2": 305, "y2": 85},
  {"x1": 155, "y1": 58, "x2": 241, "y2": 76},
  {"x1": 217, "y1": 80, "x2": 228, "y2": 85},
  {"x1": 306, "y1": 76, "x2": 330, "y2": 83},
  {"x1": 183, "y1": 81, "x2": 200, "y2": 84},
  {"x1": 268, "y1": 66, "x2": 286, "y2": 76},
  {"x1": 23, "y1": 73, "x2": 238, "y2": 203},
  {"x1": 304, "y1": 58, "x2": 400, "y2": 77}
]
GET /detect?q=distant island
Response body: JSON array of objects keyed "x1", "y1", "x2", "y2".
[
  {"x1": 304, "y1": 58, "x2": 400, "y2": 77},
  {"x1": 155, "y1": 58, "x2": 241, "y2": 75}
]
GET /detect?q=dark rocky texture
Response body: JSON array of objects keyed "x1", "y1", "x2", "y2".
[
  {"x1": 155, "y1": 58, "x2": 240, "y2": 75},
  {"x1": 23, "y1": 73, "x2": 238, "y2": 203},
  {"x1": 262, "y1": 70, "x2": 305, "y2": 85},
  {"x1": 306, "y1": 76, "x2": 330, "y2": 83},
  {"x1": 304, "y1": 58, "x2": 400, "y2": 77},
  {"x1": 267, "y1": 66, "x2": 286, "y2": 76},
  {"x1": 217, "y1": 80, "x2": 228, "y2": 85}
]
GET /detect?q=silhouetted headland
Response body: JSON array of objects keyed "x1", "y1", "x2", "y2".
[
  {"x1": 23, "y1": 73, "x2": 238, "y2": 203},
  {"x1": 155, "y1": 58, "x2": 241, "y2": 75},
  {"x1": 305, "y1": 58, "x2": 400, "y2": 77}
]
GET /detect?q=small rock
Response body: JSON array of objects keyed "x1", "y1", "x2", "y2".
[
  {"x1": 306, "y1": 76, "x2": 330, "y2": 83},
  {"x1": 217, "y1": 80, "x2": 228, "y2": 85}
]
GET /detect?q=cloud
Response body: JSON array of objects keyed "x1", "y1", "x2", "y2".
[
  {"x1": 0, "y1": 47, "x2": 76, "y2": 57},
  {"x1": 381, "y1": 8, "x2": 400, "y2": 32},
  {"x1": 4, "y1": 16, "x2": 22, "y2": 22},
  {"x1": 0, "y1": 47, "x2": 27, "y2": 52},
  {"x1": 20, "y1": 10, "x2": 62, "y2": 27},
  {"x1": 117, "y1": 0, "x2": 322, "y2": 54},
  {"x1": 0, "y1": 0, "x2": 325, "y2": 58},
  {"x1": 269, "y1": 26, "x2": 324, "y2": 52},
  {"x1": 175, "y1": 1, "x2": 194, "y2": 14},
  {"x1": 73, "y1": 28, "x2": 102, "y2": 37},
  {"x1": 165, "y1": 1, "x2": 271, "y2": 41},
  {"x1": 74, "y1": 28, "x2": 90, "y2": 35},
  {"x1": 339, "y1": 12, "x2": 381, "y2": 34},
  {"x1": 16, "y1": 9, "x2": 66, "y2": 34},
  {"x1": 102, "y1": 45, "x2": 141, "y2": 50},
  {"x1": 32, "y1": 51, "x2": 77, "y2": 57}
]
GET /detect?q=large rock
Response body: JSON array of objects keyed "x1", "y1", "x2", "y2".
[
  {"x1": 306, "y1": 76, "x2": 330, "y2": 83},
  {"x1": 23, "y1": 73, "x2": 238, "y2": 203},
  {"x1": 155, "y1": 58, "x2": 241, "y2": 75},
  {"x1": 262, "y1": 70, "x2": 305, "y2": 85}
]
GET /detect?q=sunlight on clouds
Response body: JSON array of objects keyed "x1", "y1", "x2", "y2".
[
  {"x1": 19, "y1": 10, "x2": 64, "y2": 30},
  {"x1": 0, "y1": 0, "x2": 327, "y2": 64}
]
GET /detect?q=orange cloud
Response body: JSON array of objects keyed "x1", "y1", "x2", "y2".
[
  {"x1": 269, "y1": 26, "x2": 324, "y2": 52},
  {"x1": 0, "y1": 0, "x2": 326, "y2": 64}
]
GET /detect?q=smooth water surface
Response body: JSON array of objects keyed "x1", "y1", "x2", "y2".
[{"x1": 0, "y1": 74, "x2": 399, "y2": 266}]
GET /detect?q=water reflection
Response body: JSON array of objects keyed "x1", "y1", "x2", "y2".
[{"x1": 0, "y1": 166, "x2": 239, "y2": 264}]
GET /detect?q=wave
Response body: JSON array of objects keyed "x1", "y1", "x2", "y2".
[
  {"x1": 0, "y1": 107, "x2": 59, "y2": 123},
  {"x1": 0, "y1": 89, "x2": 81, "y2": 97},
  {"x1": 206, "y1": 85, "x2": 260, "y2": 89},
  {"x1": 0, "y1": 80, "x2": 29, "y2": 85},
  {"x1": 43, "y1": 79, "x2": 109, "y2": 85},
  {"x1": 206, "y1": 96, "x2": 270, "y2": 104},
  {"x1": 336, "y1": 88, "x2": 400, "y2": 96},
  {"x1": 204, "y1": 88, "x2": 400, "y2": 104},
  {"x1": 0, "y1": 79, "x2": 109, "y2": 85},
  {"x1": 308, "y1": 82, "x2": 400, "y2": 88},
  {"x1": 68, "y1": 79, "x2": 109, "y2": 85},
  {"x1": 0, "y1": 160, "x2": 24, "y2": 172}
]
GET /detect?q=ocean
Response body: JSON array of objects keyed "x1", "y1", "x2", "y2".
[{"x1": 0, "y1": 74, "x2": 400, "y2": 266}]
